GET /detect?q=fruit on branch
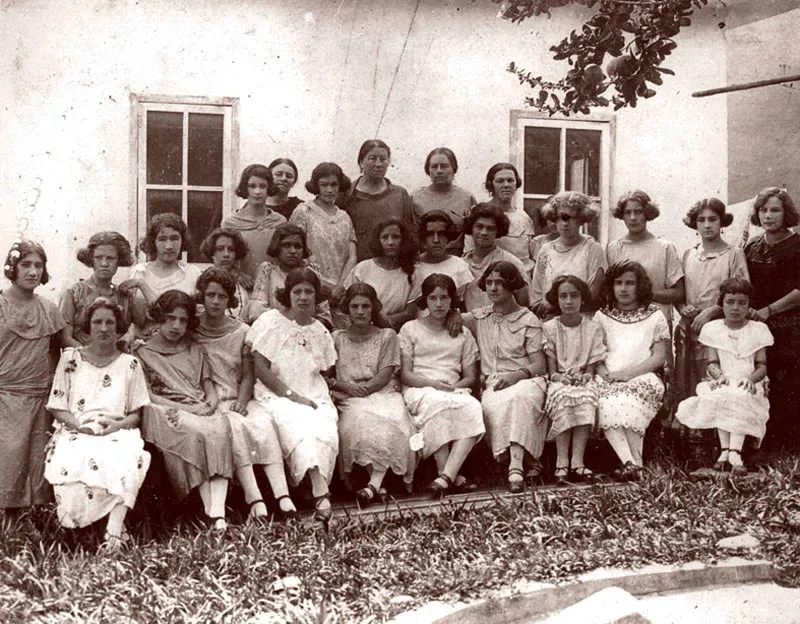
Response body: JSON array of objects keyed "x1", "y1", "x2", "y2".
[{"x1": 606, "y1": 54, "x2": 636, "y2": 78}]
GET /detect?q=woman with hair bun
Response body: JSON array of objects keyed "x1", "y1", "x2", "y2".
[
  {"x1": 265, "y1": 158, "x2": 303, "y2": 221},
  {"x1": 61, "y1": 231, "x2": 145, "y2": 348}
]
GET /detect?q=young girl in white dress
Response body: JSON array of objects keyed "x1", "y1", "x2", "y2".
[
  {"x1": 332, "y1": 284, "x2": 417, "y2": 504},
  {"x1": 398, "y1": 274, "x2": 485, "y2": 497},
  {"x1": 675, "y1": 278, "x2": 773, "y2": 473},
  {"x1": 594, "y1": 261, "x2": 670, "y2": 481},
  {"x1": 543, "y1": 275, "x2": 607, "y2": 485}
]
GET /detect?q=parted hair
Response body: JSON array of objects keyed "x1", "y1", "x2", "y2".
[
  {"x1": 484, "y1": 162, "x2": 522, "y2": 194},
  {"x1": 613, "y1": 189, "x2": 660, "y2": 221},
  {"x1": 274, "y1": 267, "x2": 323, "y2": 309},
  {"x1": 236, "y1": 164, "x2": 274, "y2": 199},
  {"x1": 716, "y1": 278, "x2": 753, "y2": 307},
  {"x1": 148, "y1": 290, "x2": 199, "y2": 330},
  {"x1": 418, "y1": 273, "x2": 461, "y2": 311},
  {"x1": 478, "y1": 260, "x2": 526, "y2": 292},
  {"x1": 305, "y1": 162, "x2": 352, "y2": 196},
  {"x1": 266, "y1": 223, "x2": 310, "y2": 259},
  {"x1": 340, "y1": 283, "x2": 383, "y2": 325},
  {"x1": 750, "y1": 187, "x2": 799, "y2": 228},
  {"x1": 267, "y1": 158, "x2": 299, "y2": 197},
  {"x1": 549, "y1": 191, "x2": 598, "y2": 225},
  {"x1": 139, "y1": 213, "x2": 190, "y2": 257},
  {"x1": 199, "y1": 228, "x2": 249, "y2": 262},
  {"x1": 463, "y1": 202, "x2": 510, "y2": 238},
  {"x1": 196, "y1": 267, "x2": 239, "y2": 309},
  {"x1": 81, "y1": 297, "x2": 129, "y2": 336},
  {"x1": 357, "y1": 139, "x2": 391, "y2": 166},
  {"x1": 604, "y1": 260, "x2": 653, "y2": 308},
  {"x1": 418, "y1": 210, "x2": 459, "y2": 242},
  {"x1": 683, "y1": 198, "x2": 734, "y2": 230},
  {"x1": 368, "y1": 217, "x2": 418, "y2": 285},
  {"x1": 424, "y1": 147, "x2": 459, "y2": 175},
  {"x1": 77, "y1": 231, "x2": 134, "y2": 268},
  {"x1": 3, "y1": 240, "x2": 50, "y2": 284},
  {"x1": 546, "y1": 274, "x2": 593, "y2": 313}
]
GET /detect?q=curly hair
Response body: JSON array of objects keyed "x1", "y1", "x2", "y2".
[
  {"x1": 716, "y1": 278, "x2": 753, "y2": 307},
  {"x1": 340, "y1": 283, "x2": 383, "y2": 325},
  {"x1": 76, "y1": 231, "x2": 134, "y2": 268},
  {"x1": 195, "y1": 267, "x2": 239, "y2": 310},
  {"x1": 613, "y1": 189, "x2": 660, "y2": 221},
  {"x1": 368, "y1": 218, "x2": 418, "y2": 285},
  {"x1": 418, "y1": 210, "x2": 459, "y2": 243},
  {"x1": 3, "y1": 240, "x2": 50, "y2": 284},
  {"x1": 148, "y1": 290, "x2": 199, "y2": 331},
  {"x1": 424, "y1": 147, "x2": 459, "y2": 175},
  {"x1": 604, "y1": 260, "x2": 653, "y2": 309},
  {"x1": 236, "y1": 164, "x2": 274, "y2": 199},
  {"x1": 683, "y1": 198, "x2": 734, "y2": 230},
  {"x1": 305, "y1": 162, "x2": 352, "y2": 196},
  {"x1": 274, "y1": 267, "x2": 323, "y2": 309},
  {"x1": 199, "y1": 228, "x2": 249, "y2": 263},
  {"x1": 750, "y1": 187, "x2": 799, "y2": 228},
  {"x1": 549, "y1": 191, "x2": 598, "y2": 225},
  {"x1": 266, "y1": 223, "x2": 310, "y2": 260},
  {"x1": 463, "y1": 202, "x2": 511, "y2": 239},
  {"x1": 80, "y1": 297, "x2": 129, "y2": 336},
  {"x1": 545, "y1": 275, "x2": 592, "y2": 313},
  {"x1": 357, "y1": 139, "x2": 391, "y2": 166},
  {"x1": 139, "y1": 213, "x2": 190, "y2": 258},
  {"x1": 418, "y1": 273, "x2": 461, "y2": 311},
  {"x1": 484, "y1": 162, "x2": 522, "y2": 195},
  {"x1": 478, "y1": 260, "x2": 526, "y2": 293}
]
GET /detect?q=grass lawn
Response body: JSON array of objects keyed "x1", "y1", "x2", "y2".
[{"x1": 1, "y1": 456, "x2": 798, "y2": 624}]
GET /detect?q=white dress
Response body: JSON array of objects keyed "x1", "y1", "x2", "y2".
[
  {"x1": 409, "y1": 256, "x2": 474, "y2": 302},
  {"x1": 398, "y1": 320, "x2": 485, "y2": 458},
  {"x1": 344, "y1": 259, "x2": 414, "y2": 316},
  {"x1": 129, "y1": 261, "x2": 203, "y2": 299},
  {"x1": 247, "y1": 310, "x2": 339, "y2": 485},
  {"x1": 594, "y1": 305, "x2": 670, "y2": 433},
  {"x1": 675, "y1": 320, "x2": 773, "y2": 441},
  {"x1": 44, "y1": 349, "x2": 151, "y2": 528}
]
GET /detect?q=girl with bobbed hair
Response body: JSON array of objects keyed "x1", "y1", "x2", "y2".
[
  {"x1": 744, "y1": 187, "x2": 800, "y2": 449},
  {"x1": 594, "y1": 261, "x2": 669, "y2": 481},
  {"x1": 333, "y1": 283, "x2": 417, "y2": 504},
  {"x1": 411, "y1": 147, "x2": 477, "y2": 256},
  {"x1": 399, "y1": 274, "x2": 485, "y2": 497},
  {"x1": 45, "y1": 298, "x2": 151, "y2": 549},
  {"x1": 1, "y1": 240, "x2": 66, "y2": 511},
  {"x1": 247, "y1": 267, "x2": 338, "y2": 522},
  {"x1": 61, "y1": 231, "x2": 145, "y2": 348},
  {"x1": 606, "y1": 189, "x2": 683, "y2": 329},
  {"x1": 135, "y1": 290, "x2": 237, "y2": 531},
  {"x1": 266, "y1": 158, "x2": 303, "y2": 221},
  {"x1": 463, "y1": 261, "x2": 548, "y2": 492},
  {"x1": 530, "y1": 191, "x2": 606, "y2": 320},
  {"x1": 342, "y1": 139, "x2": 415, "y2": 262},
  {"x1": 222, "y1": 163, "x2": 286, "y2": 279},
  {"x1": 290, "y1": 162, "x2": 357, "y2": 297},
  {"x1": 199, "y1": 227, "x2": 252, "y2": 322}
]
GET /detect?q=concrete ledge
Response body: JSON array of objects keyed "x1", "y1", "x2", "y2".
[{"x1": 433, "y1": 558, "x2": 774, "y2": 624}]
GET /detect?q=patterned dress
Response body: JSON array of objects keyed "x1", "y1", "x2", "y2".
[
  {"x1": 594, "y1": 305, "x2": 670, "y2": 433},
  {"x1": 290, "y1": 201, "x2": 356, "y2": 289},
  {"x1": 44, "y1": 349, "x2": 151, "y2": 527}
]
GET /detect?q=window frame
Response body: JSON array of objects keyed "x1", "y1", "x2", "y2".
[
  {"x1": 510, "y1": 110, "x2": 615, "y2": 246},
  {"x1": 128, "y1": 93, "x2": 240, "y2": 263}
]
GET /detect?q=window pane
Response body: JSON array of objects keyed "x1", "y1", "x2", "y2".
[
  {"x1": 147, "y1": 112, "x2": 183, "y2": 185},
  {"x1": 523, "y1": 126, "x2": 560, "y2": 195},
  {"x1": 187, "y1": 191, "x2": 222, "y2": 262},
  {"x1": 565, "y1": 129, "x2": 601, "y2": 197},
  {"x1": 188, "y1": 113, "x2": 224, "y2": 187},
  {"x1": 146, "y1": 189, "x2": 182, "y2": 223}
]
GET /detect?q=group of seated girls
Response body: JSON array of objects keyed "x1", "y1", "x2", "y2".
[{"x1": 0, "y1": 150, "x2": 780, "y2": 549}]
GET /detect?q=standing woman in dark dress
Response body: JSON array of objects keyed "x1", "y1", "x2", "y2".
[{"x1": 744, "y1": 187, "x2": 800, "y2": 449}]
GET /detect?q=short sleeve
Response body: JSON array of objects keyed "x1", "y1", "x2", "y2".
[
  {"x1": 460, "y1": 328, "x2": 480, "y2": 368},
  {"x1": 125, "y1": 356, "x2": 151, "y2": 413},
  {"x1": 651, "y1": 310, "x2": 670, "y2": 344},
  {"x1": 523, "y1": 322, "x2": 543, "y2": 355},
  {"x1": 586, "y1": 320, "x2": 608, "y2": 365},
  {"x1": 59, "y1": 284, "x2": 78, "y2": 328},
  {"x1": 343, "y1": 261, "x2": 366, "y2": 289},
  {"x1": 664, "y1": 242, "x2": 684, "y2": 287},
  {"x1": 397, "y1": 324, "x2": 414, "y2": 361},
  {"x1": 317, "y1": 326, "x2": 337, "y2": 370},
  {"x1": 288, "y1": 204, "x2": 309, "y2": 230},
  {"x1": 246, "y1": 311, "x2": 281, "y2": 357},
  {"x1": 541, "y1": 320, "x2": 556, "y2": 356},
  {"x1": 46, "y1": 349, "x2": 76, "y2": 411},
  {"x1": 250, "y1": 263, "x2": 273, "y2": 304},
  {"x1": 377, "y1": 329, "x2": 400, "y2": 370}
]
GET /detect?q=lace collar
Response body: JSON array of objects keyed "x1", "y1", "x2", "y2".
[{"x1": 599, "y1": 303, "x2": 660, "y2": 324}]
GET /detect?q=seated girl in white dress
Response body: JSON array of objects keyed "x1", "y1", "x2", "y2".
[
  {"x1": 332, "y1": 284, "x2": 417, "y2": 504},
  {"x1": 45, "y1": 298, "x2": 151, "y2": 550},
  {"x1": 398, "y1": 274, "x2": 485, "y2": 497},
  {"x1": 675, "y1": 278, "x2": 773, "y2": 473},
  {"x1": 247, "y1": 268, "x2": 339, "y2": 523},
  {"x1": 594, "y1": 261, "x2": 670, "y2": 482}
]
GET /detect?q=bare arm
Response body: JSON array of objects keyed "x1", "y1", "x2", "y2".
[
  {"x1": 455, "y1": 359, "x2": 479, "y2": 390},
  {"x1": 252, "y1": 351, "x2": 318, "y2": 408},
  {"x1": 545, "y1": 352, "x2": 559, "y2": 377},
  {"x1": 652, "y1": 277, "x2": 685, "y2": 305}
]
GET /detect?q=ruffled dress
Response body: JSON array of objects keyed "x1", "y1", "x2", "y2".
[
  {"x1": 193, "y1": 317, "x2": 283, "y2": 469},
  {"x1": 542, "y1": 316, "x2": 607, "y2": 439},
  {"x1": 135, "y1": 335, "x2": 235, "y2": 499},
  {"x1": 398, "y1": 321, "x2": 485, "y2": 458},
  {"x1": 464, "y1": 306, "x2": 548, "y2": 459},
  {"x1": 675, "y1": 320, "x2": 773, "y2": 441},
  {"x1": 247, "y1": 310, "x2": 339, "y2": 485},
  {"x1": 44, "y1": 349, "x2": 151, "y2": 527},
  {"x1": 594, "y1": 305, "x2": 669, "y2": 433},
  {"x1": 333, "y1": 328, "x2": 417, "y2": 483}
]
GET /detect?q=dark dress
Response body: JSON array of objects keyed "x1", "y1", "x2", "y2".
[{"x1": 744, "y1": 232, "x2": 800, "y2": 448}]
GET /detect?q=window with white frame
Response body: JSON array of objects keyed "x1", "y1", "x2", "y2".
[
  {"x1": 511, "y1": 112, "x2": 613, "y2": 246},
  {"x1": 131, "y1": 95, "x2": 239, "y2": 263}
]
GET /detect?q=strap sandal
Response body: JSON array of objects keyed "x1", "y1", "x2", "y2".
[
  {"x1": 727, "y1": 449, "x2": 747, "y2": 475},
  {"x1": 100, "y1": 529, "x2": 130, "y2": 552},
  {"x1": 195, "y1": 512, "x2": 227, "y2": 532},
  {"x1": 275, "y1": 495, "x2": 298, "y2": 521},
  {"x1": 713, "y1": 448, "x2": 730, "y2": 472},
  {"x1": 554, "y1": 466, "x2": 570, "y2": 486},
  {"x1": 313, "y1": 493, "x2": 333, "y2": 523},
  {"x1": 569, "y1": 466, "x2": 595, "y2": 484},
  {"x1": 246, "y1": 499, "x2": 269, "y2": 524},
  {"x1": 453, "y1": 474, "x2": 477, "y2": 493},
  {"x1": 508, "y1": 467, "x2": 525, "y2": 493},
  {"x1": 356, "y1": 484, "x2": 380, "y2": 506},
  {"x1": 429, "y1": 473, "x2": 453, "y2": 498}
]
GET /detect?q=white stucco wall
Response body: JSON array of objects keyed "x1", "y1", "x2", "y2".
[{"x1": 1, "y1": 0, "x2": 730, "y2": 299}]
